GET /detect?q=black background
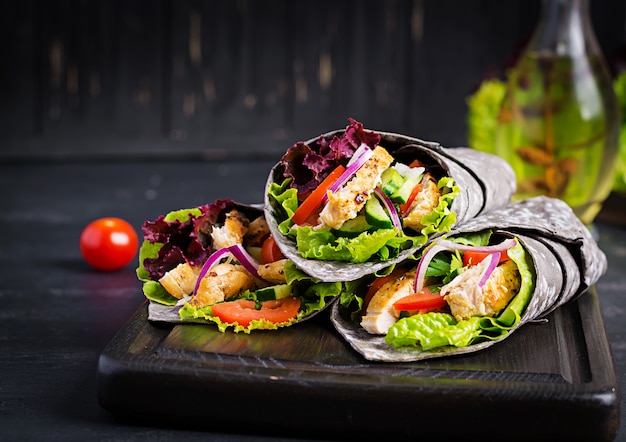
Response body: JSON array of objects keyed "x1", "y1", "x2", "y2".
[{"x1": 2, "y1": 0, "x2": 625, "y2": 163}]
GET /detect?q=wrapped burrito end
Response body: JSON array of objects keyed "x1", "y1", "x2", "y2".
[
  {"x1": 332, "y1": 197, "x2": 607, "y2": 361},
  {"x1": 265, "y1": 119, "x2": 515, "y2": 282},
  {"x1": 137, "y1": 199, "x2": 346, "y2": 333}
]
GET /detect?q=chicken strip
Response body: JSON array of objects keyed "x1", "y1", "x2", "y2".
[
  {"x1": 442, "y1": 259, "x2": 520, "y2": 321},
  {"x1": 320, "y1": 146, "x2": 394, "y2": 229},
  {"x1": 211, "y1": 209, "x2": 249, "y2": 249},
  {"x1": 189, "y1": 263, "x2": 257, "y2": 308},
  {"x1": 158, "y1": 262, "x2": 201, "y2": 299},
  {"x1": 402, "y1": 173, "x2": 442, "y2": 231},
  {"x1": 257, "y1": 259, "x2": 288, "y2": 284},
  {"x1": 361, "y1": 270, "x2": 416, "y2": 334},
  {"x1": 244, "y1": 216, "x2": 270, "y2": 246}
]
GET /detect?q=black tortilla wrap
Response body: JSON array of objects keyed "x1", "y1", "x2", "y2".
[
  {"x1": 265, "y1": 129, "x2": 516, "y2": 282},
  {"x1": 330, "y1": 196, "x2": 607, "y2": 361},
  {"x1": 144, "y1": 201, "x2": 264, "y2": 323},
  {"x1": 148, "y1": 302, "x2": 190, "y2": 323},
  {"x1": 141, "y1": 201, "x2": 338, "y2": 328}
]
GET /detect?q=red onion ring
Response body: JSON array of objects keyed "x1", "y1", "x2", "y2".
[
  {"x1": 478, "y1": 251, "x2": 501, "y2": 287},
  {"x1": 321, "y1": 144, "x2": 373, "y2": 204},
  {"x1": 413, "y1": 238, "x2": 516, "y2": 293},
  {"x1": 192, "y1": 244, "x2": 267, "y2": 297}
]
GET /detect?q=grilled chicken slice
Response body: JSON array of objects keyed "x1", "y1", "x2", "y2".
[
  {"x1": 158, "y1": 262, "x2": 201, "y2": 299},
  {"x1": 211, "y1": 209, "x2": 250, "y2": 249},
  {"x1": 442, "y1": 259, "x2": 520, "y2": 321},
  {"x1": 245, "y1": 216, "x2": 270, "y2": 246},
  {"x1": 320, "y1": 146, "x2": 394, "y2": 229},
  {"x1": 402, "y1": 173, "x2": 441, "y2": 231},
  {"x1": 361, "y1": 270, "x2": 416, "y2": 334},
  {"x1": 189, "y1": 263, "x2": 257, "y2": 308},
  {"x1": 257, "y1": 259, "x2": 288, "y2": 284}
]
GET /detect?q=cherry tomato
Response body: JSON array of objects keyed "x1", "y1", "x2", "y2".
[
  {"x1": 408, "y1": 159, "x2": 424, "y2": 168},
  {"x1": 393, "y1": 287, "x2": 447, "y2": 311},
  {"x1": 80, "y1": 217, "x2": 139, "y2": 271},
  {"x1": 211, "y1": 296, "x2": 301, "y2": 327},
  {"x1": 260, "y1": 235, "x2": 285, "y2": 264},
  {"x1": 462, "y1": 249, "x2": 509, "y2": 267}
]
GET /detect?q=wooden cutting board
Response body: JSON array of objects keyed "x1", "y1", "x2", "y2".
[{"x1": 97, "y1": 287, "x2": 620, "y2": 441}]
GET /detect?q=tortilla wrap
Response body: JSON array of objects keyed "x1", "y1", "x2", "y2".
[
  {"x1": 330, "y1": 196, "x2": 607, "y2": 361},
  {"x1": 265, "y1": 125, "x2": 516, "y2": 282},
  {"x1": 136, "y1": 200, "x2": 344, "y2": 332}
]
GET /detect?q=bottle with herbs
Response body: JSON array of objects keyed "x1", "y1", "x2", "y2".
[{"x1": 495, "y1": 0, "x2": 619, "y2": 225}]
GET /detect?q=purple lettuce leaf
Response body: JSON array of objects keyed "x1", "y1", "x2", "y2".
[
  {"x1": 141, "y1": 199, "x2": 240, "y2": 280},
  {"x1": 278, "y1": 118, "x2": 381, "y2": 195}
]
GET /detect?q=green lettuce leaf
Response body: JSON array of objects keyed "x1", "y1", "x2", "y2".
[
  {"x1": 613, "y1": 72, "x2": 626, "y2": 193},
  {"x1": 466, "y1": 79, "x2": 507, "y2": 155},
  {"x1": 420, "y1": 177, "x2": 460, "y2": 236},
  {"x1": 136, "y1": 240, "x2": 163, "y2": 281},
  {"x1": 142, "y1": 280, "x2": 179, "y2": 305},
  {"x1": 294, "y1": 226, "x2": 418, "y2": 263},
  {"x1": 267, "y1": 179, "x2": 299, "y2": 234},
  {"x1": 386, "y1": 312, "x2": 482, "y2": 350}
]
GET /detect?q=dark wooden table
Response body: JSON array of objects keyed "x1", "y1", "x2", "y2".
[{"x1": 2, "y1": 160, "x2": 625, "y2": 441}]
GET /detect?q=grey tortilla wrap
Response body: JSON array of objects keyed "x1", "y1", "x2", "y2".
[
  {"x1": 330, "y1": 196, "x2": 607, "y2": 361},
  {"x1": 264, "y1": 125, "x2": 516, "y2": 283},
  {"x1": 137, "y1": 200, "x2": 344, "y2": 332}
]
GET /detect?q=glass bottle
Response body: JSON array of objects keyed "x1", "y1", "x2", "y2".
[{"x1": 494, "y1": 0, "x2": 619, "y2": 225}]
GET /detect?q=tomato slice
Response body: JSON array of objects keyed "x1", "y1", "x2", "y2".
[
  {"x1": 211, "y1": 296, "x2": 301, "y2": 327},
  {"x1": 362, "y1": 267, "x2": 406, "y2": 314},
  {"x1": 291, "y1": 165, "x2": 346, "y2": 225},
  {"x1": 393, "y1": 287, "x2": 447, "y2": 311},
  {"x1": 462, "y1": 249, "x2": 510, "y2": 267},
  {"x1": 399, "y1": 183, "x2": 423, "y2": 215},
  {"x1": 408, "y1": 159, "x2": 424, "y2": 168},
  {"x1": 260, "y1": 235, "x2": 284, "y2": 264}
]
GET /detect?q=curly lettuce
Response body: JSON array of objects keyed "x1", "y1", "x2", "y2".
[
  {"x1": 466, "y1": 79, "x2": 507, "y2": 156},
  {"x1": 280, "y1": 118, "x2": 381, "y2": 196}
]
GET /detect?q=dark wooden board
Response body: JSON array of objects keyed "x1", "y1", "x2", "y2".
[{"x1": 97, "y1": 287, "x2": 620, "y2": 441}]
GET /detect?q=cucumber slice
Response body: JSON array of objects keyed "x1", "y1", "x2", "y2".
[
  {"x1": 256, "y1": 284, "x2": 293, "y2": 301},
  {"x1": 390, "y1": 177, "x2": 420, "y2": 204},
  {"x1": 333, "y1": 215, "x2": 373, "y2": 237},
  {"x1": 380, "y1": 167, "x2": 405, "y2": 196},
  {"x1": 365, "y1": 197, "x2": 392, "y2": 228}
]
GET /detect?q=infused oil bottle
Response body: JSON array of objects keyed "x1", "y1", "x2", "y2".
[{"x1": 495, "y1": 0, "x2": 619, "y2": 225}]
